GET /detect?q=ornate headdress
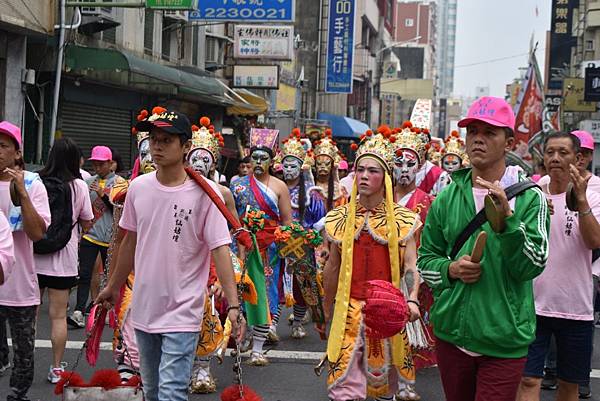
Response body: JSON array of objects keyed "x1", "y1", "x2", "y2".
[
  {"x1": 351, "y1": 125, "x2": 395, "y2": 172},
  {"x1": 427, "y1": 141, "x2": 443, "y2": 165},
  {"x1": 250, "y1": 127, "x2": 279, "y2": 157},
  {"x1": 190, "y1": 116, "x2": 224, "y2": 161},
  {"x1": 392, "y1": 122, "x2": 428, "y2": 165},
  {"x1": 281, "y1": 128, "x2": 307, "y2": 162},
  {"x1": 393, "y1": 121, "x2": 429, "y2": 163},
  {"x1": 313, "y1": 129, "x2": 341, "y2": 164},
  {"x1": 442, "y1": 130, "x2": 467, "y2": 161}
]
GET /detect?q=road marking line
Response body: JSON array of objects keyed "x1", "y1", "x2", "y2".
[{"x1": 11, "y1": 339, "x2": 325, "y2": 361}]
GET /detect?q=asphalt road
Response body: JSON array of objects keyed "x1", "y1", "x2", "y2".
[{"x1": 1, "y1": 296, "x2": 599, "y2": 401}]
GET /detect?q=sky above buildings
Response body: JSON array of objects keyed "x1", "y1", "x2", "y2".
[{"x1": 454, "y1": 0, "x2": 551, "y2": 98}]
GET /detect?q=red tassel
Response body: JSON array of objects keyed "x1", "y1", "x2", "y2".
[
  {"x1": 89, "y1": 369, "x2": 122, "y2": 390},
  {"x1": 54, "y1": 371, "x2": 86, "y2": 395},
  {"x1": 221, "y1": 385, "x2": 262, "y2": 401}
]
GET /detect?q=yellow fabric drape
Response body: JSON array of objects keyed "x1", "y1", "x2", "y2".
[{"x1": 327, "y1": 169, "x2": 403, "y2": 364}]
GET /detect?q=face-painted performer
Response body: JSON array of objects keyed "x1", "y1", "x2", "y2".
[
  {"x1": 230, "y1": 128, "x2": 293, "y2": 366},
  {"x1": 313, "y1": 129, "x2": 348, "y2": 211},
  {"x1": 392, "y1": 124, "x2": 437, "y2": 400},
  {"x1": 278, "y1": 129, "x2": 326, "y2": 339},
  {"x1": 185, "y1": 117, "x2": 243, "y2": 394},
  {"x1": 441, "y1": 130, "x2": 469, "y2": 174},
  {"x1": 109, "y1": 108, "x2": 159, "y2": 383},
  {"x1": 323, "y1": 129, "x2": 422, "y2": 401}
]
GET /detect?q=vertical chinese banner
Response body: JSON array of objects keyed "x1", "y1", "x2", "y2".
[
  {"x1": 546, "y1": 0, "x2": 577, "y2": 91},
  {"x1": 325, "y1": 0, "x2": 355, "y2": 93}
]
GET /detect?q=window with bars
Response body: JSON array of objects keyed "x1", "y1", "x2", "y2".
[{"x1": 144, "y1": 9, "x2": 154, "y2": 55}]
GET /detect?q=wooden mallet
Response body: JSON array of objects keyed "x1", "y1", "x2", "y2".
[{"x1": 470, "y1": 231, "x2": 487, "y2": 264}]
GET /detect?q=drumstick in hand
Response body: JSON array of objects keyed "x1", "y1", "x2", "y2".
[{"x1": 470, "y1": 232, "x2": 487, "y2": 264}]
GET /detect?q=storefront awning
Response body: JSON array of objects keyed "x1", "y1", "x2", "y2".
[
  {"x1": 64, "y1": 45, "x2": 231, "y2": 106},
  {"x1": 226, "y1": 89, "x2": 269, "y2": 116},
  {"x1": 317, "y1": 112, "x2": 370, "y2": 138}
]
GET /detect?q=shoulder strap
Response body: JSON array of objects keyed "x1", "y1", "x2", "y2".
[{"x1": 448, "y1": 180, "x2": 539, "y2": 260}]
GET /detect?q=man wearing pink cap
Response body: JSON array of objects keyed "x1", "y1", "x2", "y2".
[
  {"x1": 418, "y1": 97, "x2": 550, "y2": 401},
  {"x1": 0, "y1": 121, "x2": 51, "y2": 401},
  {"x1": 68, "y1": 145, "x2": 123, "y2": 328}
]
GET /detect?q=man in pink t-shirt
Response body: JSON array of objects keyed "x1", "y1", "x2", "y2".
[
  {"x1": 0, "y1": 121, "x2": 51, "y2": 401},
  {"x1": 517, "y1": 132, "x2": 600, "y2": 401},
  {"x1": 97, "y1": 109, "x2": 245, "y2": 401},
  {"x1": 0, "y1": 211, "x2": 14, "y2": 285}
]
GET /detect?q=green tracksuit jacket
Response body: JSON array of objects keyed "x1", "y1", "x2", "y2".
[{"x1": 417, "y1": 168, "x2": 550, "y2": 358}]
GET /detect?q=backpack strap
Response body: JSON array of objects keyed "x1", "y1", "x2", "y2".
[{"x1": 448, "y1": 180, "x2": 539, "y2": 260}]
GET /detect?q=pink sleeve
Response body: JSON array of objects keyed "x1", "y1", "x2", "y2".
[
  {"x1": 76, "y1": 179, "x2": 94, "y2": 221},
  {"x1": 119, "y1": 181, "x2": 137, "y2": 232},
  {"x1": 201, "y1": 187, "x2": 231, "y2": 250},
  {"x1": 0, "y1": 212, "x2": 14, "y2": 282},
  {"x1": 31, "y1": 180, "x2": 51, "y2": 228}
]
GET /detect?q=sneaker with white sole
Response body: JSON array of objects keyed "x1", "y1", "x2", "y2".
[
  {"x1": 67, "y1": 310, "x2": 85, "y2": 328},
  {"x1": 0, "y1": 361, "x2": 10, "y2": 376},
  {"x1": 48, "y1": 362, "x2": 68, "y2": 384}
]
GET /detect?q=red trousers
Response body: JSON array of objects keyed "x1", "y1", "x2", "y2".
[{"x1": 436, "y1": 337, "x2": 526, "y2": 401}]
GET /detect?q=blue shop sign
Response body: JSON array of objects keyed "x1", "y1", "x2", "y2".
[
  {"x1": 190, "y1": 0, "x2": 295, "y2": 22},
  {"x1": 325, "y1": 0, "x2": 355, "y2": 93}
]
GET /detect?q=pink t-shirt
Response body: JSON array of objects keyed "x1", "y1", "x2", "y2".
[
  {"x1": 0, "y1": 212, "x2": 14, "y2": 283},
  {"x1": 0, "y1": 180, "x2": 51, "y2": 306},
  {"x1": 119, "y1": 172, "x2": 231, "y2": 333},
  {"x1": 35, "y1": 179, "x2": 93, "y2": 277},
  {"x1": 533, "y1": 190, "x2": 600, "y2": 321}
]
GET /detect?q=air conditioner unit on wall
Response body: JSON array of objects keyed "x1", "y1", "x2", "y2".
[
  {"x1": 77, "y1": 0, "x2": 119, "y2": 34},
  {"x1": 164, "y1": 10, "x2": 188, "y2": 22}
]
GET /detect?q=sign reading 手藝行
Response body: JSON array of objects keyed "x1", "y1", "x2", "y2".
[
  {"x1": 325, "y1": 0, "x2": 355, "y2": 94},
  {"x1": 189, "y1": 0, "x2": 295, "y2": 22},
  {"x1": 145, "y1": 0, "x2": 197, "y2": 9},
  {"x1": 234, "y1": 25, "x2": 294, "y2": 60}
]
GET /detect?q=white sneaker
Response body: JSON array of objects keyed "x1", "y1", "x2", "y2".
[
  {"x1": 48, "y1": 362, "x2": 67, "y2": 384},
  {"x1": 0, "y1": 361, "x2": 10, "y2": 376},
  {"x1": 67, "y1": 311, "x2": 85, "y2": 328}
]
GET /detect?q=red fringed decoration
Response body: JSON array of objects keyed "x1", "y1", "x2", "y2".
[
  {"x1": 185, "y1": 168, "x2": 252, "y2": 249},
  {"x1": 89, "y1": 369, "x2": 122, "y2": 389},
  {"x1": 124, "y1": 375, "x2": 142, "y2": 387},
  {"x1": 54, "y1": 371, "x2": 86, "y2": 395},
  {"x1": 363, "y1": 280, "x2": 409, "y2": 339},
  {"x1": 85, "y1": 305, "x2": 107, "y2": 367},
  {"x1": 221, "y1": 385, "x2": 262, "y2": 401}
]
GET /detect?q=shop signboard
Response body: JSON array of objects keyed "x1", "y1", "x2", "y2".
[
  {"x1": 233, "y1": 65, "x2": 280, "y2": 89},
  {"x1": 234, "y1": 25, "x2": 294, "y2": 60},
  {"x1": 190, "y1": 0, "x2": 295, "y2": 22}
]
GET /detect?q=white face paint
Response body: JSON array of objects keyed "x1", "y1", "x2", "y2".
[
  {"x1": 138, "y1": 138, "x2": 155, "y2": 174},
  {"x1": 282, "y1": 156, "x2": 302, "y2": 181},
  {"x1": 188, "y1": 148, "x2": 214, "y2": 177},
  {"x1": 251, "y1": 150, "x2": 271, "y2": 176},
  {"x1": 393, "y1": 150, "x2": 420, "y2": 187},
  {"x1": 442, "y1": 154, "x2": 462, "y2": 173}
]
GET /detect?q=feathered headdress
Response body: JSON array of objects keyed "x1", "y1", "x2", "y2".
[{"x1": 190, "y1": 116, "x2": 224, "y2": 161}]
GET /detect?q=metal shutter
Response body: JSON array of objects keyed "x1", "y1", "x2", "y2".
[{"x1": 60, "y1": 102, "x2": 133, "y2": 170}]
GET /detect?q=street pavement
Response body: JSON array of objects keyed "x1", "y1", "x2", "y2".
[{"x1": 2, "y1": 295, "x2": 600, "y2": 401}]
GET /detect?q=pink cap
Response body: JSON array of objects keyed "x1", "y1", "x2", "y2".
[
  {"x1": 571, "y1": 130, "x2": 595, "y2": 151},
  {"x1": 0, "y1": 121, "x2": 22, "y2": 149},
  {"x1": 339, "y1": 160, "x2": 349, "y2": 170},
  {"x1": 88, "y1": 146, "x2": 112, "y2": 162},
  {"x1": 458, "y1": 97, "x2": 516, "y2": 131}
]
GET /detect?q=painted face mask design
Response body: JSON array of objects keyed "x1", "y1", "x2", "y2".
[
  {"x1": 138, "y1": 138, "x2": 155, "y2": 174},
  {"x1": 188, "y1": 148, "x2": 214, "y2": 177},
  {"x1": 442, "y1": 154, "x2": 462, "y2": 173},
  {"x1": 316, "y1": 155, "x2": 333, "y2": 177},
  {"x1": 282, "y1": 156, "x2": 302, "y2": 181},
  {"x1": 393, "y1": 150, "x2": 420, "y2": 186},
  {"x1": 251, "y1": 150, "x2": 271, "y2": 175}
]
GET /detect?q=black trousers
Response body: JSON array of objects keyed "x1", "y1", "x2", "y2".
[{"x1": 75, "y1": 238, "x2": 108, "y2": 312}]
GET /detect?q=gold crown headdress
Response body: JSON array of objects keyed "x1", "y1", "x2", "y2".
[
  {"x1": 392, "y1": 121, "x2": 431, "y2": 163},
  {"x1": 313, "y1": 129, "x2": 341, "y2": 164},
  {"x1": 392, "y1": 122, "x2": 428, "y2": 164},
  {"x1": 281, "y1": 128, "x2": 307, "y2": 162},
  {"x1": 427, "y1": 141, "x2": 443, "y2": 165},
  {"x1": 442, "y1": 131, "x2": 467, "y2": 161},
  {"x1": 351, "y1": 125, "x2": 395, "y2": 172},
  {"x1": 190, "y1": 117, "x2": 224, "y2": 161}
]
